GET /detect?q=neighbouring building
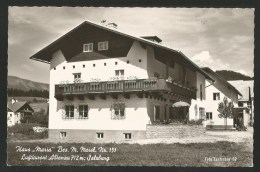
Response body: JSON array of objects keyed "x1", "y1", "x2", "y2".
[
  {"x1": 201, "y1": 67, "x2": 244, "y2": 129},
  {"x1": 30, "y1": 20, "x2": 214, "y2": 141},
  {"x1": 7, "y1": 98, "x2": 34, "y2": 126},
  {"x1": 228, "y1": 80, "x2": 254, "y2": 126}
]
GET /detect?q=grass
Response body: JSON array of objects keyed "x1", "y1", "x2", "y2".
[{"x1": 7, "y1": 141, "x2": 253, "y2": 166}]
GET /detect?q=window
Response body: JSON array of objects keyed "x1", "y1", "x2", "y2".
[
  {"x1": 200, "y1": 84, "x2": 203, "y2": 101},
  {"x1": 10, "y1": 113, "x2": 12, "y2": 117},
  {"x1": 154, "y1": 72, "x2": 160, "y2": 79},
  {"x1": 199, "y1": 108, "x2": 205, "y2": 120},
  {"x1": 115, "y1": 62, "x2": 118, "y2": 65},
  {"x1": 54, "y1": 67, "x2": 56, "y2": 70},
  {"x1": 60, "y1": 132, "x2": 67, "y2": 139},
  {"x1": 127, "y1": 60, "x2": 130, "y2": 64},
  {"x1": 206, "y1": 112, "x2": 213, "y2": 120},
  {"x1": 139, "y1": 59, "x2": 142, "y2": 62},
  {"x1": 78, "y1": 105, "x2": 88, "y2": 119},
  {"x1": 112, "y1": 103, "x2": 126, "y2": 119},
  {"x1": 65, "y1": 105, "x2": 74, "y2": 119},
  {"x1": 213, "y1": 93, "x2": 220, "y2": 100},
  {"x1": 73, "y1": 73, "x2": 81, "y2": 83},
  {"x1": 104, "y1": 63, "x2": 106, "y2": 66},
  {"x1": 115, "y1": 70, "x2": 124, "y2": 80},
  {"x1": 83, "y1": 43, "x2": 93, "y2": 52},
  {"x1": 238, "y1": 101, "x2": 243, "y2": 107},
  {"x1": 73, "y1": 65, "x2": 75, "y2": 69},
  {"x1": 63, "y1": 66, "x2": 65, "y2": 70},
  {"x1": 98, "y1": 41, "x2": 108, "y2": 51},
  {"x1": 124, "y1": 133, "x2": 131, "y2": 139},
  {"x1": 97, "y1": 132, "x2": 104, "y2": 139},
  {"x1": 83, "y1": 64, "x2": 85, "y2": 68},
  {"x1": 93, "y1": 64, "x2": 95, "y2": 67}
]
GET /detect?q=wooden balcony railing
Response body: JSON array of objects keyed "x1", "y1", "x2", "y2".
[{"x1": 55, "y1": 79, "x2": 196, "y2": 99}]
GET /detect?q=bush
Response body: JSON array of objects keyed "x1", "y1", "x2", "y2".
[
  {"x1": 30, "y1": 109, "x2": 48, "y2": 125},
  {"x1": 188, "y1": 119, "x2": 204, "y2": 125},
  {"x1": 8, "y1": 123, "x2": 46, "y2": 135}
]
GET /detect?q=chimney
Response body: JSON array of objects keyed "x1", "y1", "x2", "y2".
[
  {"x1": 141, "y1": 36, "x2": 162, "y2": 43},
  {"x1": 11, "y1": 98, "x2": 17, "y2": 104},
  {"x1": 106, "y1": 22, "x2": 118, "y2": 29}
]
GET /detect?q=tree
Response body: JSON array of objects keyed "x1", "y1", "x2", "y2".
[{"x1": 217, "y1": 97, "x2": 234, "y2": 130}]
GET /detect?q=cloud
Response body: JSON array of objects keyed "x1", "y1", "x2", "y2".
[
  {"x1": 7, "y1": 7, "x2": 254, "y2": 82},
  {"x1": 191, "y1": 51, "x2": 230, "y2": 70}
]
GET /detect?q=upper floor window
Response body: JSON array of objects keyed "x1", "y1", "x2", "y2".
[
  {"x1": 112, "y1": 103, "x2": 125, "y2": 120},
  {"x1": 213, "y1": 93, "x2": 220, "y2": 100},
  {"x1": 206, "y1": 112, "x2": 213, "y2": 120},
  {"x1": 83, "y1": 43, "x2": 93, "y2": 52},
  {"x1": 78, "y1": 105, "x2": 88, "y2": 119},
  {"x1": 65, "y1": 105, "x2": 74, "y2": 119},
  {"x1": 98, "y1": 41, "x2": 108, "y2": 51},
  {"x1": 73, "y1": 73, "x2": 81, "y2": 83},
  {"x1": 115, "y1": 70, "x2": 124, "y2": 80}
]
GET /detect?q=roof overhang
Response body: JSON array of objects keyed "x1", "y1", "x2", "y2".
[{"x1": 30, "y1": 20, "x2": 214, "y2": 80}]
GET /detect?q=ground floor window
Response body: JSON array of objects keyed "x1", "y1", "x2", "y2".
[
  {"x1": 124, "y1": 133, "x2": 132, "y2": 139},
  {"x1": 60, "y1": 132, "x2": 67, "y2": 139},
  {"x1": 65, "y1": 105, "x2": 74, "y2": 119},
  {"x1": 97, "y1": 132, "x2": 104, "y2": 139},
  {"x1": 78, "y1": 105, "x2": 88, "y2": 119},
  {"x1": 199, "y1": 108, "x2": 205, "y2": 119},
  {"x1": 112, "y1": 103, "x2": 126, "y2": 119},
  {"x1": 206, "y1": 112, "x2": 213, "y2": 120}
]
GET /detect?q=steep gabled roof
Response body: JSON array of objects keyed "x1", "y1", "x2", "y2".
[
  {"x1": 202, "y1": 67, "x2": 242, "y2": 96},
  {"x1": 30, "y1": 20, "x2": 214, "y2": 81},
  {"x1": 7, "y1": 101, "x2": 34, "y2": 113}
]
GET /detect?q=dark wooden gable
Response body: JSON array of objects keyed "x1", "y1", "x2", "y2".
[
  {"x1": 16, "y1": 103, "x2": 34, "y2": 113},
  {"x1": 59, "y1": 24, "x2": 134, "y2": 62}
]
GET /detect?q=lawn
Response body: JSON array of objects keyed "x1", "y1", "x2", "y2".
[{"x1": 7, "y1": 141, "x2": 253, "y2": 166}]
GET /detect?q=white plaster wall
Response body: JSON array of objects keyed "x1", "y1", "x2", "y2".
[
  {"x1": 7, "y1": 112, "x2": 15, "y2": 126},
  {"x1": 189, "y1": 72, "x2": 206, "y2": 121},
  {"x1": 50, "y1": 95, "x2": 150, "y2": 131},
  {"x1": 204, "y1": 80, "x2": 238, "y2": 126},
  {"x1": 49, "y1": 41, "x2": 150, "y2": 131}
]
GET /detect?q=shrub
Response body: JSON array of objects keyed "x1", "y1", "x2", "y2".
[
  {"x1": 188, "y1": 119, "x2": 204, "y2": 125},
  {"x1": 8, "y1": 123, "x2": 46, "y2": 135},
  {"x1": 30, "y1": 113, "x2": 48, "y2": 125}
]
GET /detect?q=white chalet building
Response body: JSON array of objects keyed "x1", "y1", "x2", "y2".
[
  {"x1": 201, "y1": 67, "x2": 243, "y2": 129},
  {"x1": 30, "y1": 20, "x2": 214, "y2": 141}
]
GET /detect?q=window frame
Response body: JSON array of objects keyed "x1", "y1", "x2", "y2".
[
  {"x1": 124, "y1": 133, "x2": 132, "y2": 139},
  {"x1": 98, "y1": 41, "x2": 108, "y2": 51},
  {"x1": 112, "y1": 103, "x2": 126, "y2": 120},
  {"x1": 64, "y1": 105, "x2": 74, "y2": 119},
  {"x1": 60, "y1": 132, "x2": 67, "y2": 139},
  {"x1": 96, "y1": 132, "x2": 104, "y2": 139},
  {"x1": 213, "y1": 92, "x2": 220, "y2": 101},
  {"x1": 206, "y1": 112, "x2": 213, "y2": 120},
  {"x1": 78, "y1": 105, "x2": 89, "y2": 119},
  {"x1": 83, "y1": 43, "x2": 93, "y2": 52}
]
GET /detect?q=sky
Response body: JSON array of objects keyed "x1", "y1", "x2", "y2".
[{"x1": 8, "y1": 7, "x2": 254, "y2": 83}]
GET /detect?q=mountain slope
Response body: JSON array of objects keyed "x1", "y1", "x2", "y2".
[
  {"x1": 8, "y1": 76, "x2": 49, "y2": 91},
  {"x1": 215, "y1": 70, "x2": 253, "y2": 81}
]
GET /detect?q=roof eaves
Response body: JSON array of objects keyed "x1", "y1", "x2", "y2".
[{"x1": 202, "y1": 67, "x2": 242, "y2": 96}]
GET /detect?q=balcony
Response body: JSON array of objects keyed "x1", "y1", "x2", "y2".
[{"x1": 55, "y1": 78, "x2": 196, "y2": 101}]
